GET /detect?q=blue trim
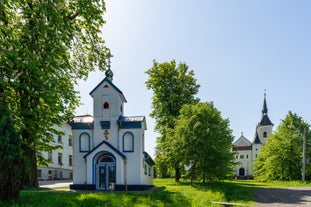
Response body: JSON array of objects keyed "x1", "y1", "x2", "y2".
[
  {"x1": 92, "y1": 151, "x2": 117, "y2": 185},
  {"x1": 79, "y1": 132, "x2": 91, "y2": 152},
  {"x1": 89, "y1": 77, "x2": 127, "y2": 102},
  {"x1": 120, "y1": 122, "x2": 142, "y2": 129},
  {"x1": 100, "y1": 121, "x2": 111, "y2": 129},
  {"x1": 122, "y1": 132, "x2": 134, "y2": 152},
  {"x1": 71, "y1": 123, "x2": 94, "y2": 130},
  {"x1": 84, "y1": 140, "x2": 126, "y2": 159},
  {"x1": 143, "y1": 151, "x2": 155, "y2": 166}
]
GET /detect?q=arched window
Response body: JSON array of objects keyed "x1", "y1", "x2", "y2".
[
  {"x1": 263, "y1": 131, "x2": 267, "y2": 138},
  {"x1": 123, "y1": 132, "x2": 134, "y2": 152},
  {"x1": 79, "y1": 132, "x2": 90, "y2": 152},
  {"x1": 103, "y1": 102, "x2": 109, "y2": 109},
  {"x1": 239, "y1": 168, "x2": 245, "y2": 176}
]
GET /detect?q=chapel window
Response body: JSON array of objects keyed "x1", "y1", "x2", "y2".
[
  {"x1": 79, "y1": 133, "x2": 90, "y2": 152},
  {"x1": 123, "y1": 132, "x2": 134, "y2": 152},
  {"x1": 103, "y1": 102, "x2": 109, "y2": 109}
]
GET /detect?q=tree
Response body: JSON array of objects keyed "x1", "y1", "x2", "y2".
[
  {"x1": 0, "y1": 95, "x2": 22, "y2": 200},
  {"x1": 145, "y1": 60, "x2": 200, "y2": 181},
  {"x1": 254, "y1": 111, "x2": 311, "y2": 181},
  {"x1": 1, "y1": 0, "x2": 109, "y2": 187},
  {"x1": 173, "y1": 102, "x2": 235, "y2": 184}
]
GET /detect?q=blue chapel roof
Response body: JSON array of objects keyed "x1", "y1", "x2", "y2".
[
  {"x1": 83, "y1": 140, "x2": 126, "y2": 159},
  {"x1": 89, "y1": 77, "x2": 127, "y2": 102}
]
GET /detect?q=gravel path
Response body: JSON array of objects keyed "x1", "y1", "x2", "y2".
[{"x1": 253, "y1": 187, "x2": 311, "y2": 207}]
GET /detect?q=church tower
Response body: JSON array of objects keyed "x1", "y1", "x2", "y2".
[
  {"x1": 252, "y1": 92, "x2": 273, "y2": 161},
  {"x1": 254, "y1": 92, "x2": 273, "y2": 144}
]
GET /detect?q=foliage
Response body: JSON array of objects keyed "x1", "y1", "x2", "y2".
[
  {"x1": 173, "y1": 102, "x2": 235, "y2": 183},
  {"x1": 0, "y1": 97, "x2": 22, "y2": 200},
  {"x1": 254, "y1": 111, "x2": 311, "y2": 181},
  {"x1": 0, "y1": 0, "x2": 109, "y2": 187},
  {"x1": 0, "y1": 179, "x2": 257, "y2": 206},
  {"x1": 145, "y1": 60, "x2": 200, "y2": 179}
]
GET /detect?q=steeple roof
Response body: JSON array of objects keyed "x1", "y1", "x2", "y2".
[{"x1": 259, "y1": 92, "x2": 273, "y2": 126}]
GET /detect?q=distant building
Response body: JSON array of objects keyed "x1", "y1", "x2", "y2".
[
  {"x1": 232, "y1": 93, "x2": 273, "y2": 178},
  {"x1": 69, "y1": 69, "x2": 154, "y2": 191},
  {"x1": 38, "y1": 124, "x2": 73, "y2": 180}
]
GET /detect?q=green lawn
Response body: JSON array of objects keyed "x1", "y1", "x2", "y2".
[{"x1": 1, "y1": 179, "x2": 311, "y2": 207}]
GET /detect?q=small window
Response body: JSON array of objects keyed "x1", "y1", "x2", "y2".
[
  {"x1": 69, "y1": 155, "x2": 73, "y2": 166},
  {"x1": 263, "y1": 131, "x2": 267, "y2": 138},
  {"x1": 148, "y1": 167, "x2": 151, "y2": 176},
  {"x1": 103, "y1": 102, "x2": 109, "y2": 109},
  {"x1": 246, "y1": 155, "x2": 248, "y2": 159},
  {"x1": 48, "y1": 152, "x2": 53, "y2": 161},
  {"x1": 103, "y1": 84, "x2": 109, "y2": 88},
  {"x1": 68, "y1": 135, "x2": 73, "y2": 146},
  {"x1": 58, "y1": 135, "x2": 62, "y2": 143},
  {"x1": 58, "y1": 153, "x2": 62, "y2": 165},
  {"x1": 38, "y1": 169, "x2": 42, "y2": 178},
  {"x1": 240, "y1": 155, "x2": 244, "y2": 159},
  {"x1": 144, "y1": 164, "x2": 147, "y2": 175}
]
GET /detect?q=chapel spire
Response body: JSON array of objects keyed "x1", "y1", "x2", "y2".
[
  {"x1": 259, "y1": 91, "x2": 273, "y2": 126},
  {"x1": 262, "y1": 91, "x2": 268, "y2": 115},
  {"x1": 105, "y1": 50, "x2": 114, "y2": 81}
]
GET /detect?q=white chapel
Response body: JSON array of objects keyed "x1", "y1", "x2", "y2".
[
  {"x1": 69, "y1": 69, "x2": 154, "y2": 190},
  {"x1": 232, "y1": 93, "x2": 273, "y2": 178}
]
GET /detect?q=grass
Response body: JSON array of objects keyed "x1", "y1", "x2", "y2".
[{"x1": 1, "y1": 179, "x2": 311, "y2": 207}]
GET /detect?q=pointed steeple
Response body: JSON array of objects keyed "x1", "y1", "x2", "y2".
[
  {"x1": 262, "y1": 91, "x2": 268, "y2": 115},
  {"x1": 259, "y1": 91, "x2": 273, "y2": 126}
]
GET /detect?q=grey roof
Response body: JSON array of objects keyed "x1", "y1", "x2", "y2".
[
  {"x1": 259, "y1": 115, "x2": 273, "y2": 126},
  {"x1": 253, "y1": 132, "x2": 261, "y2": 144},
  {"x1": 70, "y1": 115, "x2": 94, "y2": 123},
  {"x1": 118, "y1": 116, "x2": 145, "y2": 122}
]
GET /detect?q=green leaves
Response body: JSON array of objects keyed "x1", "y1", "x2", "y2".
[
  {"x1": 174, "y1": 102, "x2": 234, "y2": 182},
  {"x1": 254, "y1": 111, "x2": 311, "y2": 181},
  {"x1": 1, "y1": 0, "x2": 109, "y2": 187}
]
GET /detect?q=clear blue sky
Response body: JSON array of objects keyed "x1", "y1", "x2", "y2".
[{"x1": 75, "y1": 0, "x2": 311, "y2": 158}]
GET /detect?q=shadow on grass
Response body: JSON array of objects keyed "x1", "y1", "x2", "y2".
[
  {"x1": 0, "y1": 187, "x2": 191, "y2": 207},
  {"x1": 191, "y1": 180, "x2": 263, "y2": 203}
]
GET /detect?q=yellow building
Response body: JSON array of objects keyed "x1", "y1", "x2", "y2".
[{"x1": 232, "y1": 93, "x2": 273, "y2": 178}]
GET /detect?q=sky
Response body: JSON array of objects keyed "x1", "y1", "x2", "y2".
[{"x1": 75, "y1": 0, "x2": 311, "y2": 158}]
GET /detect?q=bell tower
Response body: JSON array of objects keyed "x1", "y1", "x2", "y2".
[{"x1": 255, "y1": 92, "x2": 274, "y2": 144}]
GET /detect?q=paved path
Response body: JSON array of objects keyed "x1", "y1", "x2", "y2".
[
  {"x1": 253, "y1": 187, "x2": 311, "y2": 207},
  {"x1": 39, "y1": 180, "x2": 72, "y2": 189}
]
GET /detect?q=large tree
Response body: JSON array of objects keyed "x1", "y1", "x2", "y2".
[
  {"x1": 0, "y1": 0, "x2": 109, "y2": 188},
  {"x1": 145, "y1": 60, "x2": 200, "y2": 181},
  {"x1": 173, "y1": 102, "x2": 235, "y2": 184},
  {"x1": 254, "y1": 111, "x2": 311, "y2": 181},
  {"x1": 0, "y1": 95, "x2": 22, "y2": 200}
]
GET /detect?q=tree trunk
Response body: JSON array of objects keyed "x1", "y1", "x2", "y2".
[
  {"x1": 175, "y1": 167, "x2": 181, "y2": 182},
  {"x1": 21, "y1": 144, "x2": 38, "y2": 188}
]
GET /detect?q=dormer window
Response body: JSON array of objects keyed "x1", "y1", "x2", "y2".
[{"x1": 103, "y1": 102, "x2": 109, "y2": 109}]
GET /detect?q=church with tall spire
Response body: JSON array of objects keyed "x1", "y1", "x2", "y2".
[{"x1": 232, "y1": 93, "x2": 274, "y2": 178}]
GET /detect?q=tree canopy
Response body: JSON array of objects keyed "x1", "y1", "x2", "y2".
[
  {"x1": 145, "y1": 60, "x2": 200, "y2": 180},
  {"x1": 173, "y1": 102, "x2": 235, "y2": 183},
  {"x1": 1, "y1": 0, "x2": 109, "y2": 187},
  {"x1": 254, "y1": 111, "x2": 311, "y2": 181}
]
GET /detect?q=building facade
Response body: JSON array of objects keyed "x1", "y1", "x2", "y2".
[
  {"x1": 232, "y1": 94, "x2": 273, "y2": 178},
  {"x1": 38, "y1": 124, "x2": 73, "y2": 180},
  {"x1": 69, "y1": 70, "x2": 154, "y2": 190}
]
